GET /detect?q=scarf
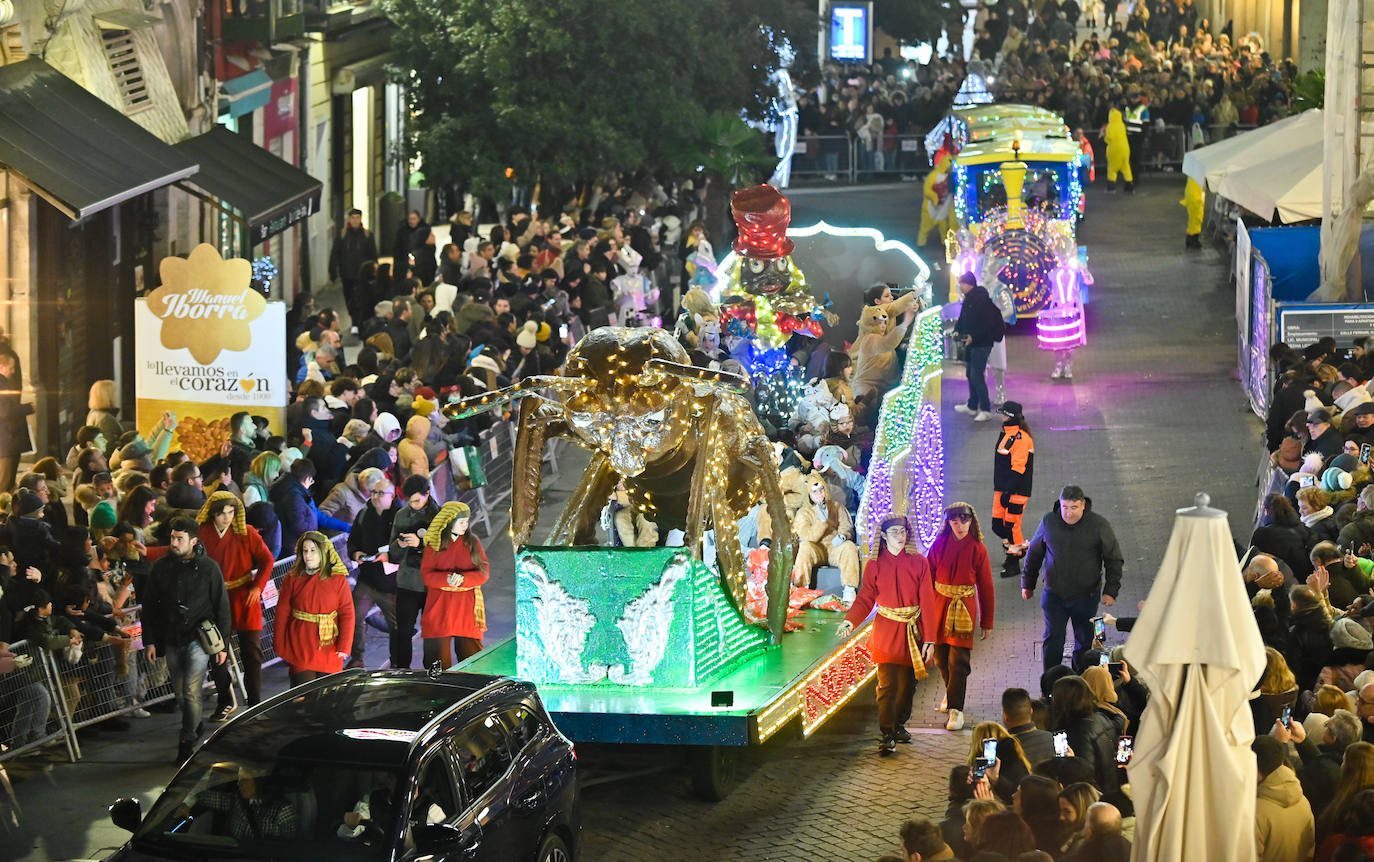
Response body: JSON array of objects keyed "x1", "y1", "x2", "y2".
[{"x1": 1301, "y1": 505, "x2": 1335, "y2": 528}]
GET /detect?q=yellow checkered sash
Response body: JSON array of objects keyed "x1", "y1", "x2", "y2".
[
  {"x1": 224, "y1": 574, "x2": 253, "y2": 590},
  {"x1": 934, "y1": 581, "x2": 977, "y2": 637},
  {"x1": 290, "y1": 609, "x2": 339, "y2": 647},
  {"x1": 437, "y1": 583, "x2": 486, "y2": 630},
  {"x1": 875, "y1": 604, "x2": 927, "y2": 679}
]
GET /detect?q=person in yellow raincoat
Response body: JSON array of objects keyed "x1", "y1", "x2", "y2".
[
  {"x1": 1182, "y1": 177, "x2": 1204, "y2": 249},
  {"x1": 918, "y1": 154, "x2": 957, "y2": 246},
  {"x1": 1103, "y1": 108, "x2": 1133, "y2": 193}
]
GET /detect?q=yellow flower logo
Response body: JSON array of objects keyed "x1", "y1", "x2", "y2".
[{"x1": 148, "y1": 244, "x2": 264, "y2": 365}]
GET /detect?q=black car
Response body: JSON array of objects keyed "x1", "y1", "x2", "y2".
[{"x1": 106, "y1": 669, "x2": 579, "y2": 862}]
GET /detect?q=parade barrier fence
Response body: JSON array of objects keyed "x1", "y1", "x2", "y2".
[
  {"x1": 789, "y1": 124, "x2": 1219, "y2": 185},
  {"x1": 0, "y1": 416, "x2": 550, "y2": 761}
]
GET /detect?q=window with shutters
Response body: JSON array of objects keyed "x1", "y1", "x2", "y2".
[
  {"x1": 0, "y1": 25, "x2": 24, "y2": 65},
  {"x1": 100, "y1": 28, "x2": 151, "y2": 113}
]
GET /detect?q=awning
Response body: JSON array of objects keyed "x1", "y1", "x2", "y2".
[
  {"x1": 0, "y1": 59, "x2": 198, "y2": 220},
  {"x1": 173, "y1": 126, "x2": 321, "y2": 245},
  {"x1": 219, "y1": 68, "x2": 273, "y2": 118}
]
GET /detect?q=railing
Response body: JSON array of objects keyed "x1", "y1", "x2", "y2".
[{"x1": 0, "y1": 416, "x2": 558, "y2": 765}]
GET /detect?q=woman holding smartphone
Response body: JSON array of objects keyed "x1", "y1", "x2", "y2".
[{"x1": 925, "y1": 502, "x2": 996, "y2": 732}]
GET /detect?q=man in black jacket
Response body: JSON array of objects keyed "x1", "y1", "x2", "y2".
[
  {"x1": 1022, "y1": 485, "x2": 1125, "y2": 670},
  {"x1": 952, "y1": 272, "x2": 1005, "y2": 421},
  {"x1": 346, "y1": 480, "x2": 398, "y2": 668},
  {"x1": 329, "y1": 209, "x2": 378, "y2": 333},
  {"x1": 142, "y1": 517, "x2": 231, "y2": 762}
]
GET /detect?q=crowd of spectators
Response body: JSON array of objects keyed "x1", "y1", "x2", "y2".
[{"x1": 796, "y1": 0, "x2": 1298, "y2": 181}]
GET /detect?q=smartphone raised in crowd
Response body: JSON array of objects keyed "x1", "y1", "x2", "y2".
[
  {"x1": 1282, "y1": 705, "x2": 1293, "y2": 729},
  {"x1": 1108, "y1": 662, "x2": 1124, "y2": 678},
  {"x1": 1053, "y1": 731, "x2": 1070, "y2": 758},
  {"x1": 982, "y1": 738, "x2": 998, "y2": 762},
  {"x1": 1099, "y1": 652, "x2": 1111, "y2": 667},
  {"x1": 1093, "y1": 617, "x2": 1106, "y2": 640},
  {"x1": 1115, "y1": 735, "x2": 1134, "y2": 765},
  {"x1": 971, "y1": 757, "x2": 991, "y2": 781},
  {"x1": 1362, "y1": 443, "x2": 1371, "y2": 466}
]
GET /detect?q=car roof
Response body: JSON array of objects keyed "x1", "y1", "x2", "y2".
[{"x1": 199, "y1": 670, "x2": 525, "y2": 768}]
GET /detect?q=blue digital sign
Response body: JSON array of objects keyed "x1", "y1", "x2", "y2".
[{"x1": 829, "y1": 3, "x2": 871, "y2": 63}]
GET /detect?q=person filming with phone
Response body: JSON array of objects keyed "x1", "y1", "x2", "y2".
[{"x1": 1022, "y1": 486, "x2": 1125, "y2": 671}]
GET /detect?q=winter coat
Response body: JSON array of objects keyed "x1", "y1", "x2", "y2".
[
  {"x1": 302, "y1": 417, "x2": 349, "y2": 486},
  {"x1": 953, "y1": 284, "x2": 1006, "y2": 349},
  {"x1": 844, "y1": 547, "x2": 933, "y2": 665},
  {"x1": 1251, "y1": 523, "x2": 1315, "y2": 579},
  {"x1": 1256, "y1": 765, "x2": 1315, "y2": 862},
  {"x1": 197, "y1": 523, "x2": 274, "y2": 631},
  {"x1": 275, "y1": 570, "x2": 354, "y2": 673},
  {"x1": 1338, "y1": 511, "x2": 1374, "y2": 555},
  {"x1": 1024, "y1": 497, "x2": 1125, "y2": 601},
  {"x1": 1296, "y1": 737, "x2": 1345, "y2": 822},
  {"x1": 398, "y1": 415, "x2": 432, "y2": 479},
  {"x1": 923, "y1": 532, "x2": 994, "y2": 649},
  {"x1": 329, "y1": 227, "x2": 378, "y2": 282},
  {"x1": 393, "y1": 219, "x2": 436, "y2": 285},
  {"x1": 142, "y1": 544, "x2": 232, "y2": 653},
  {"x1": 390, "y1": 501, "x2": 439, "y2": 593},
  {"x1": 0, "y1": 370, "x2": 30, "y2": 458},
  {"x1": 269, "y1": 476, "x2": 349, "y2": 553},
  {"x1": 994, "y1": 421, "x2": 1034, "y2": 496},
  {"x1": 420, "y1": 538, "x2": 490, "y2": 639},
  {"x1": 348, "y1": 502, "x2": 398, "y2": 592},
  {"x1": 1059, "y1": 710, "x2": 1121, "y2": 793},
  {"x1": 9, "y1": 514, "x2": 61, "y2": 592},
  {"x1": 246, "y1": 501, "x2": 281, "y2": 557},
  {"x1": 1287, "y1": 606, "x2": 1335, "y2": 692},
  {"x1": 319, "y1": 472, "x2": 371, "y2": 526}
]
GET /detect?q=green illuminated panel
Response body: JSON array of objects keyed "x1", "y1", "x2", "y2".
[{"x1": 515, "y1": 546, "x2": 770, "y2": 690}]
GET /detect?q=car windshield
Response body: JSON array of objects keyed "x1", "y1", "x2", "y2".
[{"x1": 135, "y1": 750, "x2": 404, "y2": 861}]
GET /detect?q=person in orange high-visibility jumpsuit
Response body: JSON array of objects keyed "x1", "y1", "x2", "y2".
[{"x1": 993, "y1": 401, "x2": 1034, "y2": 579}]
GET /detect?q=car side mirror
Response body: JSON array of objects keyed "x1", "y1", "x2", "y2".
[
  {"x1": 414, "y1": 822, "x2": 479, "y2": 855},
  {"x1": 109, "y1": 797, "x2": 142, "y2": 833}
]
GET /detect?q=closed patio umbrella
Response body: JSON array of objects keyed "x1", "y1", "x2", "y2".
[{"x1": 1123, "y1": 493, "x2": 1267, "y2": 862}]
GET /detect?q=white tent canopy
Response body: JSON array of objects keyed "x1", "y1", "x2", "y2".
[
  {"x1": 1181, "y1": 109, "x2": 1322, "y2": 191},
  {"x1": 1216, "y1": 139, "x2": 1326, "y2": 223}
]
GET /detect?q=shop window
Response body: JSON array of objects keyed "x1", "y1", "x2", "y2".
[{"x1": 100, "y1": 28, "x2": 151, "y2": 114}]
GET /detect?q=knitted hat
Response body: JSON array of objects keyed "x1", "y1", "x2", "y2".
[
  {"x1": 13, "y1": 488, "x2": 42, "y2": 516},
  {"x1": 1331, "y1": 453, "x2": 1359, "y2": 474},
  {"x1": 536, "y1": 322, "x2": 552, "y2": 343},
  {"x1": 516, "y1": 321, "x2": 539, "y2": 350},
  {"x1": 411, "y1": 397, "x2": 437, "y2": 419},
  {"x1": 341, "y1": 418, "x2": 372, "y2": 440},
  {"x1": 1332, "y1": 617, "x2": 1374, "y2": 652},
  {"x1": 197, "y1": 490, "x2": 246, "y2": 534},
  {"x1": 89, "y1": 500, "x2": 117, "y2": 530},
  {"x1": 1322, "y1": 467, "x2": 1353, "y2": 492},
  {"x1": 425, "y1": 501, "x2": 473, "y2": 550}
]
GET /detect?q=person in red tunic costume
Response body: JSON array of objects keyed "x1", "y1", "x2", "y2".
[
  {"x1": 838, "y1": 514, "x2": 934, "y2": 756},
  {"x1": 196, "y1": 491, "x2": 275, "y2": 718},
  {"x1": 419, "y1": 501, "x2": 489, "y2": 669},
  {"x1": 275, "y1": 531, "x2": 355, "y2": 687},
  {"x1": 924, "y1": 501, "x2": 995, "y2": 732}
]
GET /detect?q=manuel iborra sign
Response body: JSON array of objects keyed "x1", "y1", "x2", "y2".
[{"x1": 135, "y1": 243, "x2": 286, "y2": 453}]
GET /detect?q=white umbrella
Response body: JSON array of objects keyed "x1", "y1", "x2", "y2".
[{"x1": 1123, "y1": 493, "x2": 1267, "y2": 862}]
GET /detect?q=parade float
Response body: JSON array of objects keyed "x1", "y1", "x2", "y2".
[
  {"x1": 451, "y1": 186, "x2": 942, "y2": 800},
  {"x1": 937, "y1": 103, "x2": 1091, "y2": 352}
]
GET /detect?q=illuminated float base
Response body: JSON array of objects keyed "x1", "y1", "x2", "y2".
[
  {"x1": 460, "y1": 611, "x2": 877, "y2": 745},
  {"x1": 514, "y1": 546, "x2": 770, "y2": 690}
]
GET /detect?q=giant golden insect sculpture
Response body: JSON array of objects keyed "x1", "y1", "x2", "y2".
[{"x1": 445, "y1": 326, "x2": 796, "y2": 642}]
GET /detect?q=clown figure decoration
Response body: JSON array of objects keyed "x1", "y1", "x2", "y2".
[{"x1": 718, "y1": 184, "x2": 836, "y2": 427}]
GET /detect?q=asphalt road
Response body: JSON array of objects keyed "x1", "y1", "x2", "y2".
[{"x1": 6, "y1": 174, "x2": 1263, "y2": 862}]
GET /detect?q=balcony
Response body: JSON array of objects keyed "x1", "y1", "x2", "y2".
[
  {"x1": 219, "y1": 0, "x2": 306, "y2": 42},
  {"x1": 300, "y1": 0, "x2": 384, "y2": 34}
]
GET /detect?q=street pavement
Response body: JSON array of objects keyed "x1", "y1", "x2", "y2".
[{"x1": 6, "y1": 174, "x2": 1262, "y2": 861}]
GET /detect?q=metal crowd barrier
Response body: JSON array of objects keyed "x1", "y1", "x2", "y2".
[{"x1": 0, "y1": 426, "x2": 550, "y2": 761}]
